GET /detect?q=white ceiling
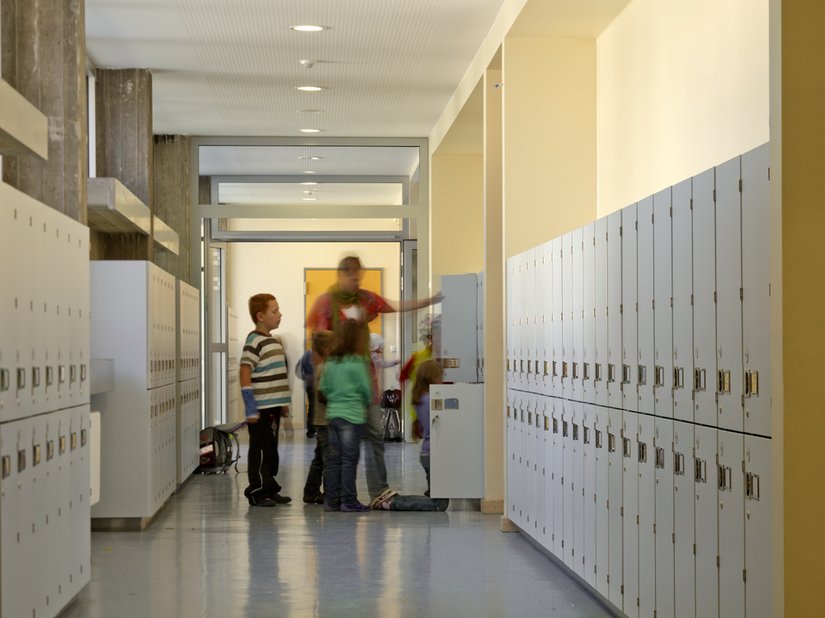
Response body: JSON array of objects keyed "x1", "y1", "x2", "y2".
[{"x1": 85, "y1": 0, "x2": 507, "y2": 138}]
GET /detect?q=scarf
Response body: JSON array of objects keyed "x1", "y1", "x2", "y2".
[{"x1": 328, "y1": 283, "x2": 371, "y2": 359}]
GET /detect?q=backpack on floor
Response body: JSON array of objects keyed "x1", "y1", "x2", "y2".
[
  {"x1": 381, "y1": 407, "x2": 403, "y2": 442},
  {"x1": 198, "y1": 422, "x2": 244, "y2": 474}
]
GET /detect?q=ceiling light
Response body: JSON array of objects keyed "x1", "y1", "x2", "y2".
[
  {"x1": 303, "y1": 190, "x2": 313, "y2": 195},
  {"x1": 290, "y1": 25, "x2": 328, "y2": 32},
  {"x1": 302, "y1": 197, "x2": 318, "y2": 201},
  {"x1": 299, "y1": 181, "x2": 318, "y2": 186},
  {"x1": 303, "y1": 170, "x2": 317, "y2": 174},
  {"x1": 298, "y1": 108, "x2": 324, "y2": 114},
  {"x1": 299, "y1": 128, "x2": 322, "y2": 133},
  {"x1": 298, "y1": 156, "x2": 324, "y2": 161},
  {"x1": 299, "y1": 59, "x2": 317, "y2": 69},
  {"x1": 296, "y1": 86, "x2": 324, "y2": 92}
]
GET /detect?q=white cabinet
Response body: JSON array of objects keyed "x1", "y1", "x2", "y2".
[{"x1": 439, "y1": 273, "x2": 481, "y2": 383}]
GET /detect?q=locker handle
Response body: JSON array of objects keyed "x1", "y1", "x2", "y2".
[
  {"x1": 17, "y1": 367, "x2": 26, "y2": 390},
  {"x1": 17, "y1": 449, "x2": 26, "y2": 473},
  {"x1": 70, "y1": 364, "x2": 77, "y2": 384},
  {"x1": 507, "y1": 359, "x2": 512, "y2": 372},
  {"x1": 638, "y1": 442, "x2": 648, "y2": 463},
  {"x1": 622, "y1": 364, "x2": 632, "y2": 385},
  {"x1": 544, "y1": 416, "x2": 550, "y2": 431},
  {"x1": 745, "y1": 371, "x2": 760, "y2": 397},
  {"x1": 674, "y1": 452, "x2": 686, "y2": 476},
  {"x1": 583, "y1": 426, "x2": 591, "y2": 444},
  {"x1": 717, "y1": 369, "x2": 731, "y2": 394},
  {"x1": 719, "y1": 465, "x2": 733, "y2": 491},
  {"x1": 608, "y1": 433, "x2": 616, "y2": 453},
  {"x1": 638, "y1": 365, "x2": 647, "y2": 386},
  {"x1": 674, "y1": 367, "x2": 685, "y2": 389},
  {"x1": 655, "y1": 447, "x2": 665, "y2": 469},
  {"x1": 594, "y1": 363, "x2": 602, "y2": 382},
  {"x1": 553, "y1": 418, "x2": 559, "y2": 434},
  {"x1": 623, "y1": 437, "x2": 632, "y2": 458},
  {"x1": 71, "y1": 432, "x2": 78, "y2": 451},
  {"x1": 607, "y1": 364, "x2": 616, "y2": 383},
  {"x1": 1, "y1": 455, "x2": 10, "y2": 479},
  {"x1": 58, "y1": 365, "x2": 66, "y2": 385},
  {"x1": 507, "y1": 405, "x2": 511, "y2": 418},
  {"x1": 572, "y1": 363, "x2": 579, "y2": 380},
  {"x1": 553, "y1": 361, "x2": 558, "y2": 377},
  {"x1": 695, "y1": 458, "x2": 707, "y2": 483},
  {"x1": 543, "y1": 361, "x2": 549, "y2": 377},
  {"x1": 59, "y1": 435, "x2": 66, "y2": 455},
  {"x1": 535, "y1": 414, "x2": 541, "y2": 429},
  {"x1": 563, "y1": 421, "x2": 569, "y2": 437},
  {"x1": 46, "y1": 366, "x2": 54, "y2": 386},
  {"x1": 562, "y1": 362, "x2": 569, "y2": 379},
  {"x1": 583, "y1": 363, "x2": 590, "y2": 381},
  {"x1": 31, "y1": 366, "x2": 41, "y2": 388},
  {"x1": 528, "y1": 411, "x2": 533, "y2": 426},
  {"x1": 0, "y1": 368, "x2": 8, "y2": 391},
  {"x1": 527, "y1": 360, "x2": 533, "y2": 374},
  {"x1": 573, "y1": 424, "x2": 579, "y2": 441},
  {"x1": 81, "y1": 363, "x2": 87, "y2": 382},
  {"x1": 746, "y1": 472, "x2": 761, "y2": 501},
  {"x1": 654, "y1": 366, "x2": 665, "y2": 388},
  {"x1": 595, "y1": 429, "x2": 603, "y2": 449},
  {"x1": 32, "y1": 443, "x2": 41, "y2": 466},
  {"x1": 520, "y1": 359, "x2": 525, "y2": 374},
  {"x1": 47, "y1": 440, "x2": 54, "y2": 461},
  {"x1": 694, "y1": 367, "x2": 707, "y2": 391},
  {"x1": 81, "y1": 429, "x2": 87, "y2": 447}
]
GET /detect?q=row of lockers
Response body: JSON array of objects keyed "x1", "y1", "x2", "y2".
[
  {"x1": 177, "y1": 378, "x2": 201, "y2": 484},
  {"x1": 0, "y1": 406, "x2": 91, "y2": 618},
  {"x1": 436, "y1": 273, "x2": 485, "y2": 384},
  {"x1": 0, "y1": 182, "x2": 90, "y2": 423},
  {"x1": 507, "y1": 391, "x2": 770, "y2": 618},
  {"x1": 506, "y1": 143, "x2": 771, "y2": 437}
]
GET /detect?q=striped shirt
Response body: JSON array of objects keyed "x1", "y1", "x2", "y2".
[{"x1": 240, "y1": 331, "x2": 290, "y2": 409}]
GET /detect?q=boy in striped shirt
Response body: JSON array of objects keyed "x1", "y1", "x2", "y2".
[{"x1": 240, "y1": 294, "x2": 292, "y2": 507}]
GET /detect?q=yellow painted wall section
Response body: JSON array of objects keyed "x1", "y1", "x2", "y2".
[
  {"x1": 503, "y1": 37, "x2": 597, "y2": 257},
  {"x1": 782, "y1": 2, "x2": 825, "y2": 615},
  {"x1": 596, "y1": 0, "x2": 769, "y2": 216},
  {"x1": 431, "y1": 154, "x2": 484, "y2": 285}
]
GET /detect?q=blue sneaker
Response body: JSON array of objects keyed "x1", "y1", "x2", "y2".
[{"x1": 340, "y1": 502, "x2": 370, "y2": 513}]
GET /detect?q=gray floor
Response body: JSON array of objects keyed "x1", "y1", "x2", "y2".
[{"x1": 66, "y1": 432, "x2": 610, "y2": 617}]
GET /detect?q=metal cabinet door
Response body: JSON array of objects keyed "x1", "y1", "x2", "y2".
[
  {"x1": 562, "y1": 400, "x2": 575, "y2": 569},
  {"x1": 506, "y1": 258, "x2": 517, "y2": 389},
  {"x1": 71, "y1": 406, "x2": 92, "y2": 596},
  {"x1": 741, "y1": 144, "x2": 771, "y2": 437},
  {"x1": 673, "y1": 420, "x2": 695, "y2": 618},
  {"x1": 744, "y1": 435, "x2": 771, "y2": 618},
  {"x1": 542, "y1": 243, "x2": 555, "y2": 396},
  {"x1": 594, "y1": 218, "x2": 609, "y2": 406},
  {"x1": 513, "y1": 391, "x2": 525, "y2": 527},
  {"x1": 552, "y1": 238, "x2": 564, "y2": 398},
  {"x1": 608, "y1": 406, "x2": 624, "y2": 608},
  {"x1": 638, "y1": 414, "x2": 656, "y2": 618},
  {"x1": 607, "y1": 211, "x2": 623, "y2": 409},
  {"x1": 622, "y1": 204, "x2": 639, "y2": 415},
  {"x1": 692, "y1": 169, "x2": 717, "y2": 427},
  {"x1": 718, "y1": 429, "x2": 745, "y2": 618},
  {"x1": 572, "y1": 229, "x2": 584, "y2": 401},
  {"x1": 523, "y1": 393, "x2": 536, "y2": 532},
  {"x1": 715, "y1": 157, "x2": 744, "y2": 432},
  {"x1": 637, "y1": 197, "x2": 655, "y2": 415},
  {"x1": 654, "y1": 417, "x2": 675, "y2": 618},
  {"x1": 523, "y1": 252, "x2": 537, "y2": 392},
  {"x1": 654, "y1": 188, "x2": 674, "y2": 418},
  {"x1": 672, "y1": 179, "x2": 694, "y2": 423},
  {"x1": 440, "y1": 273, "x2": 480, "y2": 384},
  {"x1": 594, "y1": 405, "x2": 610, "y2": 597},
  {"x1": 552, "y1": 398, "x2": 565, "y2": 557},
  {"x1": 562, "y1": 234, "x2": 574, "y2": 401},
  {"x1": 542, "y1": 395, "x2": 555, "y2": 553},
  {"x1": 694, "y1": 425, "x2": 719, "y2": 618},
  {"x1": 0, "y1": 188, "x2": 15, "y2": 421},
  {"x1": 506, "y1": 389, "x2": 517, "y2": 521},
  {"x1": 11, "y1": 197, "x2": 35, "y2": 422},
  {"x1": 622, "y1": 411, "x2": 640, "y2": 618},
  {"x1": 582, "y1": 403, "x2": 597, "y2": 587},
  {"x1": 582, "y1": 224, "x2": 596, "y2": 404},
  {"x1": 572, "y1": 401, "x2": 585, "y2": 577}
]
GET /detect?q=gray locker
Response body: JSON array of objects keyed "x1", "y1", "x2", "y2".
[
  {"x1": 70, "y1": 406, "x2": 91, "y2": 597},
  {"x1": 607, "y1": 211, "x2": 623, "y2": 409},
  {"x1": 653, "y1": 188, "x2": 674, "y2": 418},
  {"x1": 715, "y1": 157, "x2": 744, "y2": 432},
  {"x1": 542, "y1": 395, "x2": 555, "y2": 552},
  {"x1": 542, "y1": 243, "x2": 554, "y2": 396},
  {"x1": 694, "y1": 425, "x2": 719, "y2": 618},
  {"x1": 523, "y1": 253, "x2": 537, "y2": 392},
  {"x1": 562, "y1": 234, "x2": 573, "y2": 400},
  {"x1": 608, "y1": 406, "x2": 624, "y2": 608},
  {"x1": 531, "y1": 394, "x2": 542, "y2": 534},
  {"x1": 672, "y1": 180, "x2": 693, "y2": 423},
  {"x1": 506, "y1": 389, "x2": 518, "y2": 521},
  {"x1": 654, "y1": 417, "x2": 675, "y2": 618},
  {"x1": 439, "y1": 273, "x2": 480, "y2": 383},
  {"x1": 594, "y1": 218, "x2": 609, "y2": 407},
  {"x1": 572, "y1": 401, "x2": 585, "y2": 578},
  {"x1": 522, "y1": 393, "x2": 535, "y2": 530},
  {"x1": 29, "y1": 414, "x2": 48, "y2": 614},
  {"x1": 0, "y1": 195, "x2": 13, "y2": 419},
  {"x1": 622, "y1": 411, "x2": 640, "y2": 618},
  {"x1": 718, "y1": 429, "x2": 745, "y2": 618},
  {"x1": 552, "y1": 398, "x2": 564, "y2": 557},
  {"x1": 638, "y1": 414, "x2": 656, "y2": 618},
  {"x1": 582, "y1": 403, "x2": 597, "y2": 587},
  {"x1": 572, "y1": 229, "x2": 584, "y2": 402},
  {"x1": 673, "y1": 420, "x2": 695, "y2": 618},
  {"x1": 744, "y1": 435, "x2": 771, "y2": 618},
  {"x1": 594, "y1": 405, "x2": 610, "y2": 597},
  {"x1": 692, "y1": 169, "x2": 717, "y2": 427},
  {"x1": 741, "y1": 144, "x2": 771, "y2": 437},
  {"x1": 582, "y1": 224, "x2": 596, "y2": 405},
  {"x1": 622, "y1": 205, "x2": 639, "y2": 414},
  {"x1": 562, "y1": 400, "x2": 575, "y2": 569},
  {"x1": 551, "y1": 238, "x2": 563, "y2": 398},
  {"x1": 637, "y1": 197, "x2": 655, "y2": 415}
]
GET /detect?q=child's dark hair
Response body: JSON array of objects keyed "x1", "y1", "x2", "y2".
[
  {"x1": 330, "y1": 319, "x2": 363, "y2": 358},
  {"x1": 412, "y1": 359, "x2": 443, "y2": 404},
  {"x1": 312, "y1": 330, "x2": 334, "y2": 358}
]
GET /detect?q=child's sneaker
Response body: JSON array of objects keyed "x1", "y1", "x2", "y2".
[
  {"x1": 323, "y1": 502, "x2": 340, "y2": 512},
  {"x1": 368, "y1": 488, "x2": 396, "y2": 508},
  {"x1": 340, "y1": 502, "x2": 370, "y2": 513},
  {"x1": 371, "y1": 490, "x2": 398, "y2": 510},
  {"x1": 270, "y1": 493, "x2": 292, "y2": 504},
  {"x1": 303, "y1": 493, "x2": 324, "y2": 504}
]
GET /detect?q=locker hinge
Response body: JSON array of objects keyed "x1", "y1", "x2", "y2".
[
  {"x1": 713, "y1": 189, "x2": 717, "y2": 202},
  {"x1": 620, "y1": 506, "x2": 624, "y2": 517},
  {"x1": 620, "y1": 304, "x2": 623, "y2": 314},
  {"x1": 669, "y1": 206, "x2": 673, "y2": 218},
  {"x1": 693, "y1": 543, "x2": 697, "y2": 555},
  {"x1": 607, "y1": 575, "x2": 610, "y2": 584},
  {"x1": 620, "y1": 226, "x2": 623, "y2": 237},
  {"x1": 689, "y1": 198, "x2": 693, "y2": 210},
  {"x1": 651, "y1": 213, "x2": 655, "y2": 224},
  {"x1": 635, "y1": 302, "x2": 639, "y2": 312},
  {"x1": 717, "y1": 555, "x2": 720, "y2": 568},
  {"x1": 690, "y1": 294, "x2": 694, "y2": 306},
  {"x1": 743, "y1": 569, "x2": 747, "y2": 582},
  {"x1": 653, "y1": 523, "x2": 656, "y2": 534},
  {"x1": 768, "y1": 167, "x2": 771, "y2": 180},
  {"x1": 652, "y1": 299, "x2": 655, "y2": 310},
  {"x1": 714, "y1": 291, "x2": 717, "y2": 303},
  {"x1": 670, "y1": 296, "x2": 673, "y2": 308},
  {"x1": 635, "y1": 220, "x2": 638, "y2": 231},
  {"x1": 740, "y1": 287, "x2": 744, "y2": 301},
  {"x1": 636, "y1": 514, "x2": 639, "y2": 525},
  {"x1": 637, "y1": 597, "x2": 640, "y2": 608},
  {"x1": 672, "y1": 533, "x2": 675, "y2": 544},
  {"x1": 621, "y1": 585, "x2": 624, "y2": 595},
  {"x1": 739, "y1": 179, "x2": 743, "y2": 193}
]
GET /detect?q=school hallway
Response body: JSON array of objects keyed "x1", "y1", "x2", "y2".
[{"x1": 65, "y1": 435, "x2": 609, "y2": 618}]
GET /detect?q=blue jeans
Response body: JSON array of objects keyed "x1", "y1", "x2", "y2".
[
  {"x1": 325, "y1": 418, "x2": 363, "y2": 507},
  {"x1": 391, "y1": 494, "x2": 449, "y2": 511},
  {"x1": 420, "y1": 451, "x2": 431, "y2": 496}
]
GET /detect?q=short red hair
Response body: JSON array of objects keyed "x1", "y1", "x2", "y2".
[{"x1": 248, "y1": 293, "x2": 275, "y2": 324}]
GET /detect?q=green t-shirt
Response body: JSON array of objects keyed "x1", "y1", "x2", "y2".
[{"x1": 319, "y1": 355, "x2": 372, "y2": 425}]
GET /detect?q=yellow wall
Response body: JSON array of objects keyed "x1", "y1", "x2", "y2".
[
  {"x1": 503, "y1": 37, "x2": 597, "y2": 257},
  {"x1": 596, "y1": 0, "x2": 769, "y2": 216},
  {"x1": 782, "y1": 1, "x2": 825, "y2": 615},
  {"x1": 430, "y1": 154, "x2": 484, "y2": 285}
]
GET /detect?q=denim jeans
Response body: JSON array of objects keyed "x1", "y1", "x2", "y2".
[
  {"x1": 325, "y1": 418, "x2": 363, "y2": 507},
  {"x1": 303, "y1": 426, "x2": 328, "y2": 498},
  {"x1": 391, "y1": 494, "x2": 449, "y2": 511},
  {"x1": 364, "y1": 404, "x2": 388, "y2": 498},
  {"x1": 420, "y1": 451, "x2": 431, "y2": 496}
]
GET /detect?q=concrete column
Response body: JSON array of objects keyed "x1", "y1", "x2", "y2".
[
  {"x1": 1, "y1": 0, "x2": 87, "y2": 223},
  {"x1": 153, "y1": 134, "x2": 191, "y2": 282},
  {"x1": 482, "y1": 67, "x2": 504, "y2": 514},
  {"x1": 93, "y1": 68, "x2": 153, "y2": 260}
]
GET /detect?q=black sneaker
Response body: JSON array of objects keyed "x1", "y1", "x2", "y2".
[
  {"x1": 303, "y1": 494, "x2": 324, "y2": 504},
  {"x1": 251, "y1": 497, "x2": 277, "y2": 507},
  {"x1": 271, "y1": 493, "x2": 292, "y2": 504}
]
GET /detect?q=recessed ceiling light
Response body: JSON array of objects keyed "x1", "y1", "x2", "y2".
[
  {"x1": 299, "y1": 181, "x2": 319, "y2": 186},
  {"x1": 299, "y1": 128, "x2": 322, "y2": 133},
  {"x1": 302, "y1": 197, "x2": 318, "y2": 201},
  {"x1": 299, "y1": 156, "x2": 324, "y2": 161},
  {"x1": 290, "y1": 25, "x2": 328, "y2": 32},
  {"x1": 303, "y1": 190, "x2": 313, "y2": 195},
  {"x1": 298, "y1": 108, "x2": 325, "y2": 114},
  {"x1": 303, "y1": 170, "x2": 317, "y2": 174},
  {"x1": 296, "y1": 86, "x2": 324, "y2": 92}
]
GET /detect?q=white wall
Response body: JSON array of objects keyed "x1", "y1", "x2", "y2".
[
  {"x1": 227, "y1": 242, "x2": 402, "y2": 428},
  {"x1": 597, "y1": 0, "x2": 769, "y2": 216}
]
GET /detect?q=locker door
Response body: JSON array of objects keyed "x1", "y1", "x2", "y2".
[
  {"x1": 594, "y1": 405, "x2": 610, "y2": 597},
  {"x1": 716, "y1": 157, "x2": 744, "y2": 432},
  {"x1": 672, "y1": 180, "x2": 694, "y2": 423},
  {"x1": 572, "y1": 402, "x2": 585, "y2": 577},
  {"x1": 522, "y1": 393, "x2": 534, "y2": 531},
  {"x1": 572, "y1": 229, "x2": 584, "y2": 402},
  {"x1": 741, "y1": 144, "x2": 771, "y2": 437},
  {"x1": 718, "y1": 430, "x2": 745, "y2": 618},
  {"x1": 694, "y1": 425, "x2": 719, "y2": 618},
  {"x1": 29, "y1": 415, "x2": 48, "y2": 615},
  {"x1": 622, "y1": 205, "x2": 639, "y2": 414},
  {"x1": 692, "y1": 169, "x2": 717, "y2": 427},
  {"x1": 607, "y1": 211, "x2": 623, "y2": 409},
  {"x1": 12, "y1": 202, "x2": 34, "y2": 421},
  {"x1": 582, "y1": 224, "x2": 596, "y2": 405},
  {"x1": 608, "y1": 406, "x2": 624, "y2": 608},
  {"x1": 622, "y1": 411, "x2": 640, "y2": 618},
  {"x1": 552, "y1": 398, "x2": 564, "y2": 557},
  {"x1": 637, "y1": 197, "x2": 655, "y2": 415},
  {"x1": 42, "y1": 411, "x2": 61, "y2": 609},
  {"x1": 513, "y1": 391, "x2": 525, "y2": 527},
  {"x1": 72, "y1": 406, "x2": 92, "y2": 595},
  {"x1": 552, "y1": 238, "x2": 563, "y2": 398},
  {"x1": 542, "y1": 395, "x2": 555, "y2": 552},
  {"x1": 744, "y1": 436, "x2": 771, "y2": 618},
  {"x1": 0, "y1": 193, "x2": 14, "y2": 420},
  {"x1": 673, "y1": 420, "x2": 695, "y2": 618},
  {"x1": 542, "y1": 243, "x2": 554, "y2": 396},
  {"x1": 440, "y1": 273, "x2": 480, "y2": 384},
  {"x1": 562, "y1": 401, "x2": 575, "y2": 569},
  {"x1": 654, "y1": 188, "x2": 674, "y2": 418},
  {"x1": 562, "y1": 234, "x2": 573, "y2": 401},
  {"x1": 594, "y1": 218, "x2": 609, "y2": 406},
  {"x1": 538, "y1": 397, "x2": 551, "y2": 548},
  {"x1": 654, "y1": 418, "x2": 675, "y2": 618},
  {"x1": 638, "y1": 414, "x2": 656, "y2": 618},
  {"x1": 511, "y1": 257, "x2": 522, "y2": 391},
  {"x1": 55, "y1": 409, "x2": 72, "y2": 602},
  {"x1": 582, "y1": 403, "x2": 597, "y2": 587},
  {"x1": 506, "y1": 389, "x2": 517, "y2": 521},
  {"x1": 535, "y1": 395, "x2": 547, "y2": 540}
]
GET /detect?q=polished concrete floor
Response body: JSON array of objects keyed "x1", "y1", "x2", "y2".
[{"x1": 67, "y1": 433, "x2": 611, "y2": 617}]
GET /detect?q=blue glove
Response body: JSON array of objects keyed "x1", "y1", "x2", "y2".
[{"x1": 242, "y1": 387, "x2": 259, "y2": 421}]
